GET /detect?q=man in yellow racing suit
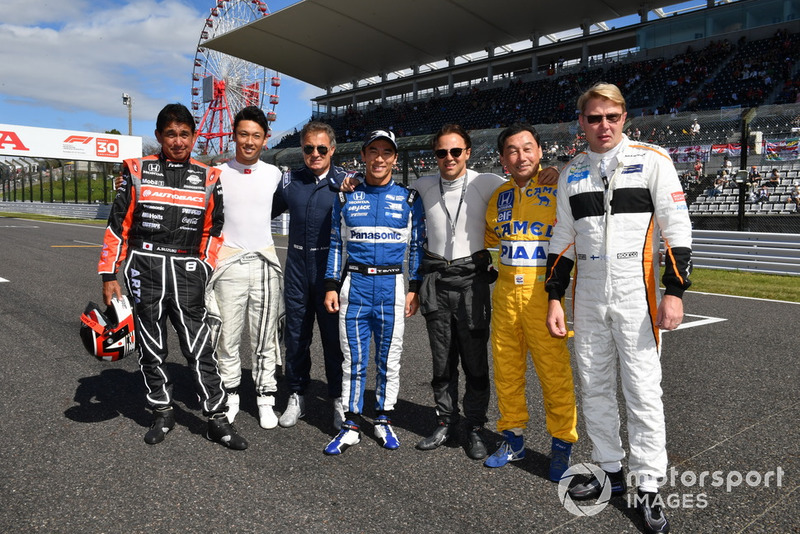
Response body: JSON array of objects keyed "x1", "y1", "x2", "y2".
[{"x1": 484, "y1": 123, "x2": 577, "y2": 480}]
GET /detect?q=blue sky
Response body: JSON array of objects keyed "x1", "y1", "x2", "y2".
[
  {"x1": 0, "y1": 0, "x2": 317, "y2": 146},
  {"x1": 1, "y1": 0, "x2": 709, "y2": 150}
]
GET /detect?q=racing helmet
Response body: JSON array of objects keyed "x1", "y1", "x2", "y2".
[{"x1": 80, "y1": 296, "x2": 136, "y2": 361}]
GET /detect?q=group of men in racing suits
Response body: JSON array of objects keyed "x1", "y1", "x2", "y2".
[{"x1": 98, "y1": 83, "x2": 690, "y2": 534}]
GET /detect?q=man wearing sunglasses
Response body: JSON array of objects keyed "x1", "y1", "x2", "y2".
[
  {"x1": 272, "y1": 122, "x2": 347, "y2": 431},
  {"x1": 484, "y1": 123, "x2": 578, "y2": 480},
  {"x1": 545, "y1": 83, "x2": 692, "y2": 534},
  {"x1": 413, "y1": 124, "x2": 560, "y2": 460}
]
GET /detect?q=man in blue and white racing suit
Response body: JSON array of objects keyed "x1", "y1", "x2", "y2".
[{"x1": 323, "y1": 129, "x2": 425, "y2": 455}]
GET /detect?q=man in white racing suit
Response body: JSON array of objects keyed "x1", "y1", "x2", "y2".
[
  {"x1": 205, "y1": 106, "x2": 284, "y2": 430},
  {"x1": 545, "y1": 83, "x2": 691, "y2": 534}
]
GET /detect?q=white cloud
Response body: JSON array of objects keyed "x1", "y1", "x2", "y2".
[{"x1": 0, "y1": 1, "x2": 204, "y2": 123}]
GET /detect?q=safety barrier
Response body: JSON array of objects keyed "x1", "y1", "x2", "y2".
[{"x1": 691, "y1": 230, "x2": 800, "y2": 276}]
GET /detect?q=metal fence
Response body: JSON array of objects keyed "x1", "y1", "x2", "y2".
[{"x1": 691, "y1": 229, "x2": 800, "y2": 275}]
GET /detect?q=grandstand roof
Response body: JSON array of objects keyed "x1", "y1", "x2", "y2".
[{"x1": 204, "y1": 0, "x2": 676, "y2": 89}]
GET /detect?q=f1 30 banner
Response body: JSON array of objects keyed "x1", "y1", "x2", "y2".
[{"x1": 0, "y1": 124, "x2": 142, "y2": 162}]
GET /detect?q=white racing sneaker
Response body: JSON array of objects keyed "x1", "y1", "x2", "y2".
[
  {"x1": 279, "y1": 392, "x2": 305, "y2": 428},
  {"x1": 257, "y1": 395, "x2": 278, "y2": 429}
]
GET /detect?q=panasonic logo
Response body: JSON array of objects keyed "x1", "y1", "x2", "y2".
[{"x1": 350, "y1": 230, "x2": 403, "y2": 241}]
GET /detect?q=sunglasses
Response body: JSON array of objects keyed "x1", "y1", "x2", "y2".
[
  {"x1": 584, "y1": 113, "x2": 623, "y2": 124},
  {"x1": 435, "y1": 147, "x2": 466, "y2": 159},
  {"x1": 303, "y1": 144, "x2": 329, "y2": 155}
]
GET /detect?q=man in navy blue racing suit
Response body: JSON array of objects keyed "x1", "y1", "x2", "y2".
[
  {"x1": 272, "y1": 121, "x2": 347, "y2": 430},
  {"x1": 322, "y1": 129, "x2": 425, "y2": 455}
]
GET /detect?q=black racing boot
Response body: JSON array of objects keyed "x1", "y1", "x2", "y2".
[
  {"x1": 206, "y1": 413, "x2": 248, "y2": 450},
  {"x1": 636, "y1": 490, "x2": 670, "y2": 534},
  {"x1": 465, "y1": 426, "x2": 488, "y2": 460},
  {"x1": 568, "y1": 468, "x2": 627, "y2": 500},
  {"x1": 144, "y1": 406, "x2": 175, "y2": 445},
  {"x1": 416, "y1": 420, "x2": 454, "y2": 450}
]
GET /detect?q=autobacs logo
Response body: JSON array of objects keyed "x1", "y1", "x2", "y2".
[{"x1": 141, "y1": 188, "x2": 205, "y2": 205}]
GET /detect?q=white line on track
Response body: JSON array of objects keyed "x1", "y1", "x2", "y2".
[
  {"x1": 667, "y1": 313, "x2": 727, "y2": 331},
  {"x1": 687, "y1": 289, "x2": 800, "y2": 305},
  {"x1": 0, "y1": 277, "x2": 8, "y2": 282}
]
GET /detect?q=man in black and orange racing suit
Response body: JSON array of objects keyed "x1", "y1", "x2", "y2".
[{"x1": 98, "y1": 103, "x2": 247, "y2": 450}]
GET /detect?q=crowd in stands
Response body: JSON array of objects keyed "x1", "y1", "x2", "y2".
[
  {"x1": 273, "y1": 28, "x2": 800, "y2": 151},
  {"x1": 688, "y1": 161, "x2": 800, "y2": 215}
]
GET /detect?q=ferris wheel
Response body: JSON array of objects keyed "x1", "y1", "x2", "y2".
[{"x1": 191, "y1": 0, "x2": 281, "y2": 156}]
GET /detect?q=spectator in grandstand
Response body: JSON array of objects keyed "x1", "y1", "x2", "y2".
[
  {"x1": 748, "y1": 165, "x2": 762, "y2": 187},
  {"x1": 483, "y1": 123, "x2": 578, "y2": 480},
  {"x1": 98, "y1": 103, "x2": 247, "y2": 450},
  {"x1": 693, "y1": 159, "x2": 704, "y2": 181},
  {"x1": 691, "y1": 119, "x2": 700, "y2": 137},
  {"x1": 757, "y1": 184, "x2": 771, "y2": 204},
  {"x1": 766, "y1": 168, "x2": 781, "y2": 187},
  {"x1": 722, "y1": 156, "x2": 733, "y2": 175},
  {"x1": 546, "y1": 83, "x2": 692, "y2": 534},
  {"x1": 790, "y1": 184, "x2": 800, "y2": 212},
  {"x1": 413, "y1": 124, "x2": 559, "y2": 461},
  {"x1": 205, "y1": 106, "x2": 283, "y2": 430},
  {"x1": 271, "y1": 122, "x2": 348, "y2": 431},
  {"x1": 706, "y1": 176, "x2": 725, "y2": 197}
]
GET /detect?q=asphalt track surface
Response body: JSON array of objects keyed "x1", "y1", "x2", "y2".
[{"x1": 0, "y1": 217, "x2": 797, "y2": 533}]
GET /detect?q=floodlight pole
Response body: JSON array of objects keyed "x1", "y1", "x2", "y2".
[{"x1": 122, "y1": 93, "x2": 132, "y2": 135}]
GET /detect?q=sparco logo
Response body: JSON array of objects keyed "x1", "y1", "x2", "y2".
[
  {"x1": 142, "y1": 190, "x2": 204, "y2": 203},
  {"x1": 350, "y1": 230, "x2": 402, "y2": 240}
]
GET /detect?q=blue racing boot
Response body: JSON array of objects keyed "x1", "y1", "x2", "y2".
[
  {"x1": 374, "y1": 415, "x2": 400, "y2": 450},
  {"x1": 324, "y1": 420, "x2": 361, "y2": 455},
  {"x1": 549, "y1": 437, "x2": 572, "y2": 481},
  {"x1": 484, "y1": 430, "x2": 525, "y2": 468}
]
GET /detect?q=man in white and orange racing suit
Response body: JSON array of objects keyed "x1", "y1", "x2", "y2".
[
  {"x1": 484, "y1": 123, "x2": 577, "y2": 480},
  {"x1": 545, "y1": 83, "x2": 691, "y2": 534}
]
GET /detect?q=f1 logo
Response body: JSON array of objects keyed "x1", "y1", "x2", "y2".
[{"x1": 64, "y1": 135, "x2": 93, "y2": 144}]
